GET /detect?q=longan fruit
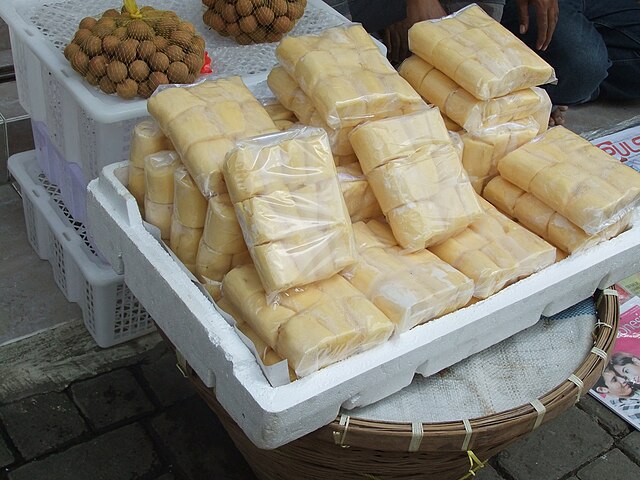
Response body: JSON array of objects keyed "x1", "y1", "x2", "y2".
[
  {"x1": 156, "y1": 17, "x2": 178, "y2": 37},
  {"x1": 148, "y1": 71, "x2": 169, "y2": 91},
  {"x1": 102, "y1": 35, "x2": 120, "y2": 56},
  {"x1": 85, "y1": 72, "x2": 100, "y2": 86},
  {"x1": 82, "y1": 35, "x2": 103, "y2": 56},
  {"x1": 203, "y1": 9, "x2": 218, "y2": 28},
  {"x1": 222, "y1": 3, "x2": 239, "y2": 23},
  {"x1": 138, "y1": 80, "x2": 154, "y2": 99},
  {"x1": 114, "y1": 38, "x2": 139, "y2": 64},
  {"x1": 170, "y1": 30, "x2": 193, "y2": 50},
  {"x1": 250, "y1": 26, "x2": 268, "y2": 43},
  {"x1": 149, "y1": 52, "x2": 170, "y2": 72},
  {"x1": 64, "y1": 43, "x2": 81, "y2": 61},
  {"x1": 99, "y1": 75, "x2": 117, "y2": 94},
  {"x1": 183, "y1": 53, "x2": 204, "y2": 74},
  {"x1": 189, "y1": 36, "x2": 206, "y2": 55},
  {"x1": 235, "y1": 33, "x2": 252, "y2": 45},
  {"x1": 129, "y1": 60, "x2": 150, "y2": 82},
  {"x1": 117, "y1": 78, "x2": 139, "y2": 99},
  {"x1": 213, "y1": 0, "x2": 227, "y2": 13},
  {"x1": 71, "y1": 50, "x2": 89, "y2": 75},
  {"x1": 137, "y1": 40, "x2": 156, "y2": 61},
  {"x1": 226, "y1": 21, "x2": 241, "y2": 37},
  {"x1": 255, "y1": 6, "x2": 275, "y2": 26},
  {"x1": 92, "y1": 21, "x2": 115, "y2": 39},
  {"x1": 239, "y1": 15, "x2": 258, "y2": 33},
  {"x1": 202, "y1": 0, "x2": 216, "y2": 7},
  {"x1": 178, "y1": 21, "x2": 196, "y2": 34},
  {"x1": 88, "y1": 55, "x2": 108, "y2": 77},
  {"x1": 73, "y1": 29, "x2": 92, "y2": 45},
  {"x1": 166, "y1": 61, "x2": 189, "y2": 84},
  {"x1": 270, "y1": 0, "x2": 288, "y2": 16},
  {"x1": 127, "y1": 20, "x2": 153, "y2": 41},
  {"x1": 106, "y1": 60, "x2": 128, "y2": 83},
  {"x1": 112, "y1": 26, "x2": 128, "y2": 40},
  {"x1": 79, "y1": 17, "x2": 97, "y2": 30},
  {"x1": 287, "y1": 1, "x2": 305, "y2": 20},
  {"x1": 164, "y1": 45, "x2": 185, "y2": 62},
  {"x1": 272, "y1": 15, "x2": 292, "y2": 34},
  {"x1": 152, "y1": 36, "x2": 170, "y2": 51},
  {"x1": 236, "y1": 0, "x2": 254, "y2": 17},
  {"x1": 265, "y1": 31, "x2": 283, "y2": 43},
  {"x1": 102, "y1": 9, "x2": 120, "y2": 18},
  {"x1": 186, "y1": 73, "x2": 197, "y2": 84}
]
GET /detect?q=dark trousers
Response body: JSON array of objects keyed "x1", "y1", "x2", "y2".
[{"x1": 502, "y1": 0, "x2": 640, "y2": 105}]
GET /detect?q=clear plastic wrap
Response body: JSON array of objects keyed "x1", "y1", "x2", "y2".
[
  {"x1": 399, "y1": 55, "x2": 552, "y2": 134},
  {"x1": 263, "y1": 101, "x2": 298, "y2": 123},
  {"x1": 461, "y1": 118, "x2": 539, "y2": 194},
  {"x1": 127, "y1": 164, "x2": 145, "y2": 213},
  {"x1": 143, "y1": 150, "x2": 181, "y2": 204},
  {"x1": 143, "y1": 196, "x2": 173, "y2": 240},
  {"x1": 221, "y1": 264, "x2": 393, "y2": 377},
  {"x1": 407, "y1": 4, "x2": 556, "y2": 101},
  {"x1": 349, "y1": 109, "x2": 482, "y2": 251},
  {"x1": 224, "y1": 127, "x2": 357, "y2": 296},
  {"x1": 342, "y1": 221, "x2": 473, "y2": 333},
  {"x1": 147, "y1": 76, "x2": 279, "y2": 197},
  {"x1": 483, "y1": 176, "x2": 632, "y2": 254},
  {"x1": 497, "y1": 126, "x2": 640, "y2": 235},
  {"x1": 336, "y1": 163, "x2": 383, "y2": 223},
  {"x1": 429, "y1": 198, "x2": 557, "y2": 299},
  {"x1": 129, "y1": 119, "x2": 173, "y2": 168},
  {"x1": 169, "y1": 215, "x2": 203, "y2": 274},
  {"x1": 275, "y1": 24, "x2": 424, "y2": 129},
  {"x1": 173, "y1": 166, "x2": 208, "y2": 229}
]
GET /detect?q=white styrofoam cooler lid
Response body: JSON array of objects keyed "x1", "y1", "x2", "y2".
[{"x1": 0, "y1": 0, "x2": 350, "y2": 123}]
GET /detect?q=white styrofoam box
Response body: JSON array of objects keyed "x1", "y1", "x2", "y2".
[
  {"x1": 9, "y1": 151, "x2": 155, "y2": 348},
  {"x1": 87, "y1": 160, "x2": 640, "y2": 449},
  {"x1": 0, "y1": 0, "x2": 351, "y2": 180}
]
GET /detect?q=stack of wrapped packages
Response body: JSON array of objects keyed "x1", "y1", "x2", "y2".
[
  {"x1": 122, "y1": 8, "x2": 640, "y2": 382},
  {"x1": 398, "y1": 4, "x2": 554, "y2": 194}
]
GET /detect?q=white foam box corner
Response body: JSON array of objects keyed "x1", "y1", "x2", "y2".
[{"x1": 87, "y1": 161, "x2": 640, "y2": 449}]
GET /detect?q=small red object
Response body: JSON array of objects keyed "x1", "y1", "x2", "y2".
[{"x1": 201, "y1": 51, "x2": 213, "y2": 74}]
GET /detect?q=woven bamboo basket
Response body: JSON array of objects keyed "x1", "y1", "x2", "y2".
[{"x1": 167, "y1": 288, "x2": 619, "y2": 480}]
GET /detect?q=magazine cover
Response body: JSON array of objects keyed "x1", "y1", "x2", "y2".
[{"x1": 589, "y1": 294, "x2": 640, "y2": 430}]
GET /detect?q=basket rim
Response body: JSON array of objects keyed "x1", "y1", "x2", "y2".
[{"x1": 171, "y1": 288, "x2": 618, "y2": 453}]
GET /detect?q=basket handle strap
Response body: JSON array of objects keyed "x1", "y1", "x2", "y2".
[
  {"x1": 461, "y1": 419, "x2": 472, "y2": 451},
  {"x1": 567, "y1": 374, "x2": 584, "y2": 404},
  {"x1": 408, "y1": 422, "x2": 423, "y2": 452},
  {"x1": 530, "y1": 399, "x2": 546, "y2": 430},
  {"x1": 332, "y1": 414, "x2": 351, "y2": 448}
]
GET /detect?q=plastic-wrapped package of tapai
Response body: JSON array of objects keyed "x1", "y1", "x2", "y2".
[
  {"x1": 173, "y1": 166, "x2": 208, "y2": 228},
  {"x1": 147, "y1": 76, "x2": 278, "y2": 197},
  {"x1": 275, "y1": 24, "x2": 424, "y2": 129},
  {"x1": 349, "y1": 108, "x2": 482, "y2": 251},
  {"x1": 460, "y1": 118, "x2": 539, "y2": 194},
  {"x1": 129, "y1": 119, "x2": 173, "y2": 168},
  {"x1": 399, "y1": 55, "x2": 551, "y2": 134},
  {"x1": 144, "y1": 150, "x2": 181, "y2": 204},
  {"x1": 497, "y1": 126, "x2": 640, "y2": 235},
  {"x1": 221, "y1": 264, "x2": 393, "y2": 377},
  {"x1": 407, "y1": 4, "x2": 555, "y2": 101},
  {"x1": 169, "y1": 214, "x2": 202, "y2": 274},
  {"x1": 343, "y1": 220, "x2": 473, "y2": 333},
  {"x1": 195, "y1": 193, "x2": 251, "y2": 301},
  {"x1": 336, "y1": 163, "x2": 382, "y2": 223},
  {"x1": 223, "y1": 127, "x2": 357, "y2": 297},
  {"x1": 429, "y1": 197, "x2": 556, "y2": 299},
  {"x1": 143, "y1": 196, "x2": 172, "y2": 240},
  {"x1": 483, "y1": 176, "x2": 633, "y2": 254},
  {"x1": 127, "y1": 164, "x2": 146, "y2": 214}
]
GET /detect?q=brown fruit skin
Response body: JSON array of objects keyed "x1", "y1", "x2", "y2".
[
  {"x1": 82, "y1": 35, "x2": 103, "y2": 56},
  {"x1": 79, "y1": 17, "x2": 97, "y2": 30},
  {"x1": 213, "y1": 0, "x2": 226, "y2": 13},
  {"x1": 102, "y1": 9, "x2": 120, "y2": 18},
  {"x1": 102, "y1": 35, "x2": 120, "y2": 56},
  {"x1": 222, "y1": 4, "x2": 239, "y2": 23},
  {"x1": 170, "y1": 30, "x2": 193, "y2": 49},
  {"x1": 138, "y1": 80, "x2": 154, "y2": 99},
  {"x1": 235, "y1": 33, "x2": 252, "y2": 45},
  {"x1": 287, "y1": 1, "x2": 305, "y2": 20},
  {"x1": 127, "y1": 20, "x2": 153, "y2": 41},
  {"x1": 272, "y1": 15, "x2": 292, "y2": 34},
  {"x1": 164, "y1": 45, "x2": 185, "y2": 62},
  {"x1": 152, "y1": 36, "x2": 170, "y2": 52},
  {"x1": 226, "y1": 21, "x2": 241, "y2": 37},
  {"x1": 189, "y1": 36, "x2": 206, "y2": 55},
  {"x1": 116, "y1": 78, "x2": 139, "y2": 99},
  {"x1": 71, "y1": 51, "x2": 90, "y2": 75},
  {"x1": 202, "y1": 0, "x2": 216, "y2": 7},
  {"x1": 129, "y1": 60, "x2": 150, "y2": 82},
  {"x1": 106, "y1": 60, "x2": 128, "y2": 83},
  {"x1": 255, "y1": 6, "x2": 275, "y2": 26},
  {"x1": 186, "y1": 73, "x2": 197, "y2": 84},
  {"x1": 166, "y1": 61, "x2": 190, "y2": 84},
  {"x1": 236, "y1": 0, "x2": 254, "y2": 17},
  {"x1": 239, "y1": 15, "x2": 258, "y2": 34},
  {"x1": 156, "y1": 17, "x2": 178, "y2": 37},
  {"x1": 85, "y1": 72, "x2": 100, "y2": 86},
  {"x1": 203, "y1": 9, "x2": 218, "y2": 28},
  {"x1": 265, "y1": 31, "x2": 284, "y2": 43},
  {"x1": 149, "y1": 52, "x2": 170, "y2": 72},
  {"x1": 73, "y1": 29, "x2": 92, "y2": 45},
  {"x1": 183, "y1": 52, "x2": 204, "y2": 74},
  {"x1": 137, "y1": 40, "x2": 156, "y2": 61},
  {"x1": 99, "y1": 75, "x2": 117, "y2": 94},
  {"x1": 64, "y1": 43, "x2": 81, "y2": 61},
  {"x1": 148, "y1": 71, "x2": 169, "y2": 91},
  {"x1": 112, "y1": 26, "x2": 128, "y2": 40},
  {"x1": 88, "y1": 55, "x2": 108, "y2": 77},
  {"x1": 271, "y1": 0, "x2": 288, "y2": 16},
  {"x1": 91, "y1": 22, "x2": 115, "y2": 39},
  {"x1": 178, "y1": 22, "x2": 196, "y2": 34},
  {"x1": 115, "y1": 39, "x2": 139, "y2": 64},
  {"x1": 250, "y1": 26, "x2": 268, "y2": 43}
]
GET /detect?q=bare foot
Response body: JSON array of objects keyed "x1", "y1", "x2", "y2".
[{"x1": 549, "y1": 105, "x2": 568, "y2": 127}]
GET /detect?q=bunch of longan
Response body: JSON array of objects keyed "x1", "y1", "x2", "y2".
[
  {"x1": 64, "y1": 6, "x2": 206, "y2": 99},
  {"x1": 202, "y1": 0, "x2": 307, "y2": 45}
]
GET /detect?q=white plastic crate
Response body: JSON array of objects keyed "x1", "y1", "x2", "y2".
[
  {"x1": 0, "y1": 0, "x2": 350, "y2": 180},
  {"x1": 87, "y1": 160, "x2": 640, "y2": 449},
  {"x1": 9, "y1": 151, "x2": 155, "y2": 348}
]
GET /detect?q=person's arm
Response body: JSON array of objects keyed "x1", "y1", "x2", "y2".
[
  {"x1": 514, "y1": 0, "x2": 558, "y2": 50},
  {"x1": 348, "y1": 0, "x2": 408, "y2": 33}
]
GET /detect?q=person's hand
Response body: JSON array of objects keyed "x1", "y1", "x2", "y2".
[
  {"x1": 383, "y1": 0, "x2": 447, "y2": 65},
  {"x1": 515, "y1": 0, "x2": 559, "y2": 51}
]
